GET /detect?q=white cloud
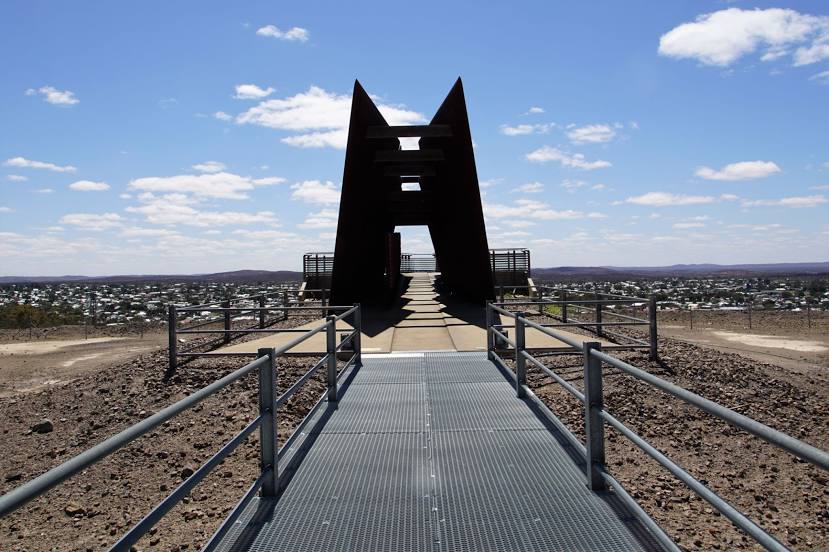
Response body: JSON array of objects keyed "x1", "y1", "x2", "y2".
[
  {"x1": 235, "y1": 86, "x2": 425, "y2": 149},
  {"x1": 561, "y1": 179, "x2": 588, "y2": 193},
  {"x1": 479, "y1": 179, "x2": 499, "y2": 189},
  {"x1": 810, "y1": 184, "x2": 829, "y2": 191},
  {"x1": 484, "y1": 199, "x2": 605, "y2": 221},
  {"x1": 527, "y1": 107, "x2": 545, "y2": 114},
  {"x1": 69, "y1": 180, "x2": 110, "y2": 192},
  {"x1": 499, "y1": 123, "x2": 554, "y2": 136},
  {"x1": 0, "y1": 207, "x2": 13, "y2": 213},
  {"x1": 290, "y1": 180, "x2": 340, "y2": 204},
  {"x1": 158, "y1": 98, "x2": 178, "y2": 109},
  {"x1": 26, "y1": 86, "x2": 79, "y2": 106},
  {"x1": 214, "y1": 111, "x2": 233, "y2": 122},
  {"x1": 810, "y1": 70, "x2": 829, "y2": 83},
  {"x1": 192, "y1": 161, "x2": 227, "y2": 173},
  {"x1": 695, "y1": 160, "x2": 781, "y2": 181},
  {"x1": 252, "y1": 177, "x2": 285, "y2": 186},
  {"x1": 566, "y1": 124, "x2": 616, "y2": 144},
  {"x1": 231, "y1": 229, "x2": 299, "y2": 239},
  {"x1": 126, "y1": 195, "x2": 280, "y2": 227},
  {"x1": 502, "y1": 220, "x2": 536, "y2": 228},
  {"x1": 658, "y1": 8, "x2": 829, "y2": 68},
  {"x1": 525, "y1": 146, "x2": 611, "y2": 170},
  {"x1": 119, "y1": 227, "x2": 179, "y2": 238},
  {"x1": 512, "y1": 182, "x2": 544, "y2": 194},
  {"x1": 625, "y1": 192, "x2": 717, "y2": 207},
  {"x1": 60, "y1": 212, "x2": 122, "y2": 230},
  {"x1": 256, "y1": 24, "x2": 309, "y2": 42},
  {"x1": 741, "y1": 195, "x2": 827, "y2": 208},
  {"x1": 128, "y1": 172, "x2": 286, "y2": 200},
  {"x1": 6, "y1": 175, "x2": 27, "y2": 182},
  {"x1": 4, "y1": 156, "x2": 76, "y2": 173},
  {"x1": 34, "y1": 188, "x2": 54, "y2": 194},
  {"x1": 234, "y1": 84, "x2": 275, "y2": 100},
  {"x1": 298, "y1": 208, "x2": 339, "y2": 229},
  {"x1": 673, "y1": 222, "x2": 706, "y2": 229}
]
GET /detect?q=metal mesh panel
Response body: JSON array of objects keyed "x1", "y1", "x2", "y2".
[
  {"x1": 315, "y1": 383, "x2": 428, "y2": 434},
  {"x1": 210, "y1": 352, "x2": 667, "y2": 552},
  {"x1": 352, "y1": 355, "x2": 424, "y2": 384},
  {"x1": 424, "y1": 352, "x2": 507, "y2": 383}
]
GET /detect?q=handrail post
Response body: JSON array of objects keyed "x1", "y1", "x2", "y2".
[
  {"x1": 282, "y1": 290, "x2": 289, "y2": 321},
  {"x1": 562, "y1": 290, "x2": 568, "y2": 323},
  {"x1": 222, "y1": 300, "x2": 231, "y2": 344},
  {"x1": 515, "y1": 315, "x2": 526, "y2": 398},
  {"x1": 538, "y1": 286, "x2": 544, "y2": 314},
  {"x1": 649, "y1": 295, "x2": 658, "y2": 360},
  {"x1": 259, "y1": 296, "x2": 266, "y2": 329},
  {"x1": 257, "y1": 348, "x2": 278, "y2": 497},
  {"x1": 353, "y1": 303, "x2": 362, "y2": 367},
  {"x1": 167, "y1": 304, "x2": 177, "y2": 377},
  {"x1": 326, "y1": 315, "x2": 337, "y2": 402},
  {"x1": 499, "y1": 285, "x2": 504, "y2": 304},
  {"x1": 485, "y1": 302, "x2": 495, "y2": 360},
  {"x1": 595, "y1": 292, "x2": 604, "y2": 338},
  {"x1": 321, "y1": 288, "x2": 327, "y2": 318},
  {"x1": 583, "y1": 342, "x2": 606, "y2": 490}
]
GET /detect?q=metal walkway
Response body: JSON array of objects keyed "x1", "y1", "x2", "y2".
[{"x1": 210, "y1": 352, "x2": 664, "y2": 551}]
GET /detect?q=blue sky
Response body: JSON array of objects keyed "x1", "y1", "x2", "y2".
[{"x1": 1, "y1": 1, "x2": 828, "y2": 275}]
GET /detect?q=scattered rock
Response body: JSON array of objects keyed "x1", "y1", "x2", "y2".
[
  {"x1": 31, "y1": 419, "x2": 54, "y2": 434},
  {"x1": 64, "y1": 501, "x2": 85, "y2": 516}
]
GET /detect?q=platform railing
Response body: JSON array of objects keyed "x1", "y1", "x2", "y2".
[
  {"x1": 0, "y1": 305, "x2": 362, "y2": 552},
  {"x1": 167, "y1": 289, "x2": 332, "y2": 375},
  {"x1": 486, "y1": 302, "x2": 829, "y2": 552},
  {"x1": 489, "y1": 294, "x2": 657, "y2": 358}
]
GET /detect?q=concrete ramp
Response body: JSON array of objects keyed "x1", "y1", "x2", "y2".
[{"x1": 219, "y1": 273, "x2": 611, "y2": 354}]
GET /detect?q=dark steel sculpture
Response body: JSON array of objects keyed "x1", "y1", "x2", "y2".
[{"x1": 330, "y1": 78, "x2": 494, "y2": 305}]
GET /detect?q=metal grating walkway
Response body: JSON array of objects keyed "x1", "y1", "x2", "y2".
[{"x1": 209, "y1": 352, "x2": 666, "y2": 551}]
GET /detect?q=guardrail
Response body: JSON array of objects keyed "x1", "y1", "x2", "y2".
[
  {"x1": 400, "y1": 253, "x2": 439, "y2": 272},
  {"x1": 167, "y1": 289, "x2": 331, "y2": 375},
  {"x1": 0, "y1": 305, "x2": 362, "y2": 551},
  {"x1": 486, "y1": 302, "x2": 829, "y2": 552},
  {"x1": 490, "y1": 291, "x2": 658, "y2": 359}
]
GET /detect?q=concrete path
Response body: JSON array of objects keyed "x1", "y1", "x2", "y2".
[{"x1": 218, "y1": 273, "x2": 611, "y2": 354}]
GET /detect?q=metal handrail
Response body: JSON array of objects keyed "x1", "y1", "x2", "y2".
[
  {"x1": 184, "y1": 304, "x2": 349, "y2": 313},
  {"x1": 486, "y1": 302, "x2": 829, "y2": 552},
  {"x1": 590, "y1": 349, "x2": 829, "y2": 471},
  {"x1": 0, "y1": 305, "x2": 363, "y2": 551},
  {"x1": 0, "y1": 355, "x2": 267, "y2": 517},
  {"x1": 598, "y1": 410, "x2": 788, "y2": 552},
  {"x1": 178, "y1": 290, "x2": 291, "y2": 311}
]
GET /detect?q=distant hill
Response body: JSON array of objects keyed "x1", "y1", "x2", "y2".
[
  {"x1": 532, "y1": 262, "x2": 829, "y2": 281},
  {"x1": 0, "y1": 270, "x2": 303, "y2": 285},
  {"x1": 2, "y1": 262, "x2": 828, "y2": 285}
]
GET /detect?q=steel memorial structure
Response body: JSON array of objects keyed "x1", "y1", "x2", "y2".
[{"x1": 330, "y1": 78, "x2": 495, "y2": 305}]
